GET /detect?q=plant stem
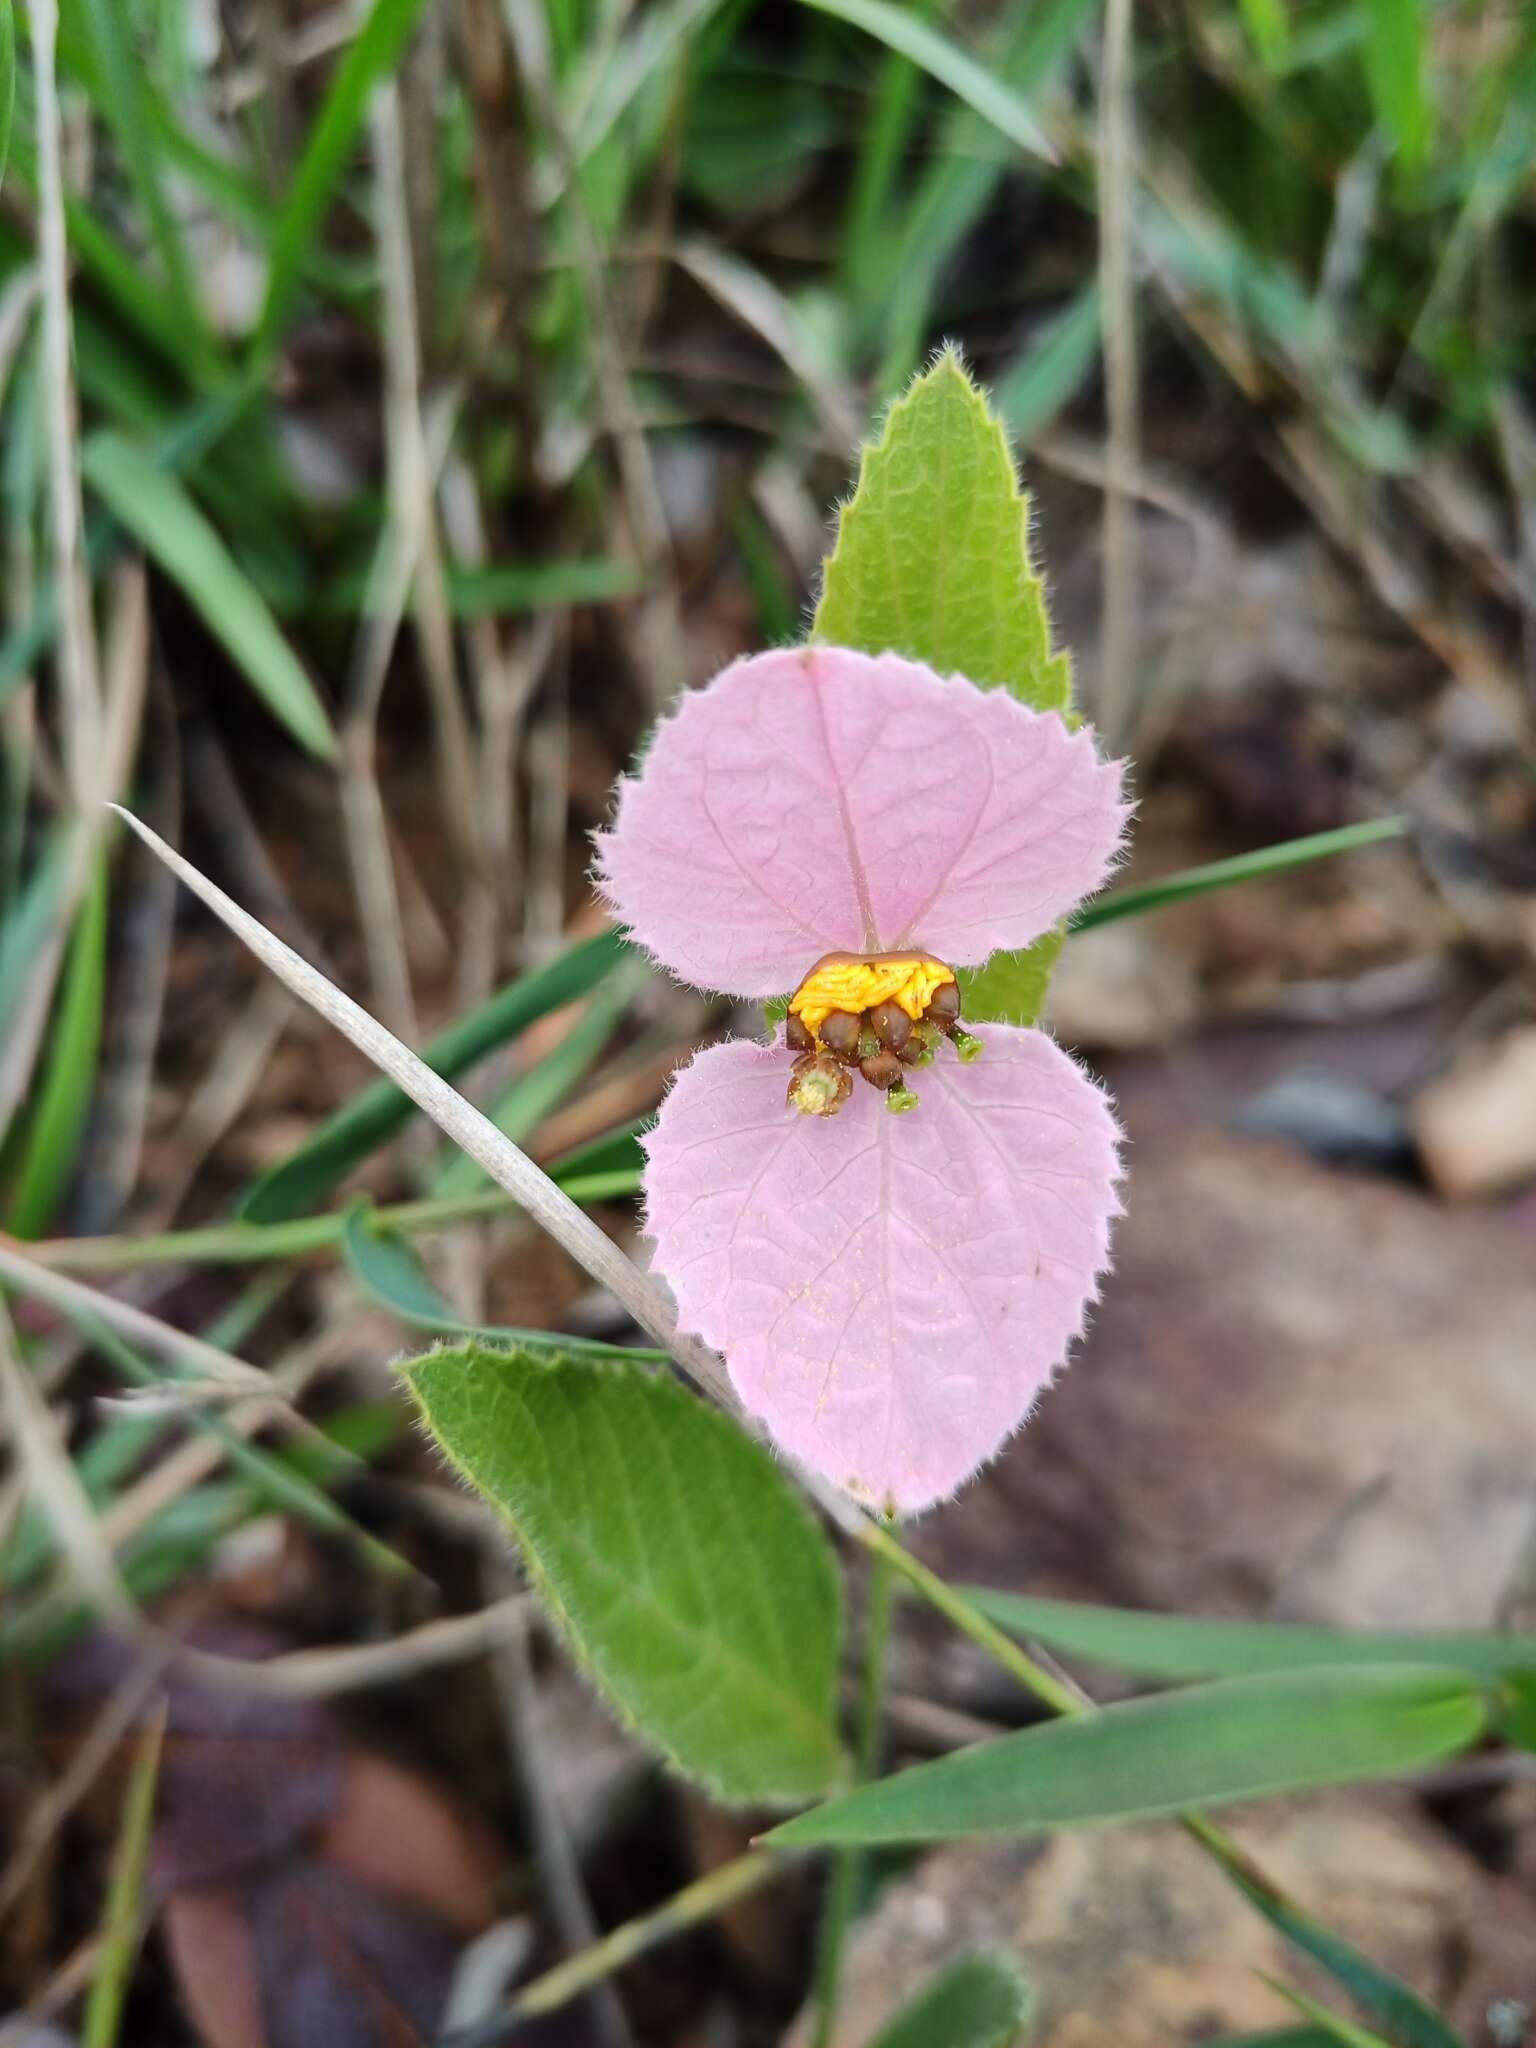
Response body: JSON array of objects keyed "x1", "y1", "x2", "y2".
[
  {"x1": 26, "y1": 1169, "x2": 640, "y2": 1273},
  {"x1": 859, "y1": 1523, "x2": 1316, "y2": 1928},
  {"x1": 81, "y1": 1705, "x2": 166, "y2": 2048},
  {"x1": 858, "y1": 1518, "x2": 1081, "y2": 1717},
  {"x1": 442, "y1": 1849, "x2": 798, "y2": 2048},
  {"x1": 810, "y1": 1541, "x2": 895, "y2": 2048}
]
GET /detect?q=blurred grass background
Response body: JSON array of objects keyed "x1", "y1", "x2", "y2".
[{"x1": 1, "y1": 0, "x2": 1535, "y2": 2041}]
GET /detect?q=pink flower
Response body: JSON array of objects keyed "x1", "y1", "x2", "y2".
[{"x1": 596, "y1": 647, "x2": 1130, "y2": 1515}]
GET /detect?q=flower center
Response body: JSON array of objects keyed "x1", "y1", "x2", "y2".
[{"x1": 783, "y1": 951, "x2": 981, "y2": 1118}]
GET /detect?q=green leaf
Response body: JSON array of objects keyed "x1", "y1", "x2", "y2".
[
  {"x1": 404, "y1": 1343, "x2": 846, "y2": 1805},
  {"x1": 548, "y1": 1120, "x2": 648, "y2": 1187},
  {"x1": 0, "y1": 0, "x2": 15, "y2": 189},
  {"x1": 1236, "y1": 0, "x2": 1290, "y2": 71},
  {"x1": 1072, "y1": 819, "x2": 1410, "y2": 934},
  {"x1": 5, "y1": 854, "x2": 107, "y2": 1236},
  {"x1": 240, "y1": 929, "x2": 628, "y2": 1222},
  {"x1": 1494, "y1": 1671, "x2": 1536, "y2": 1751},
  {"x1": 766, "y1": 1667, "x2": 1485, "y2": 1847},
  {"x1": 957, "y1": 927, "x2": 1065, "y2": 1031},
  {"x1": 813, "y1": 348, "x2": 1069, "y2": 712},
  {"x1": 340, "y1": 1204, "x2": 668, "y2": 1360},
  {"x1": 1258, "y1": 1980, "x2": 1393, "y2": 2048},
  {"x1": 1363, "y1": 0, "x2": 1431, "y2": 166},
  {"x1": 1226, "y1": 1872, "x2": 1469, "y2": 2048},
  {"x1": 82, "y1": 434, "x2": 336, "y2": 760},
  {"x1": 798, "y1": 0, "x2": 1055, "y2": 163},
  {"x1": 813, "y1": 348, "x2": 1072, "y2": 1027},
  {"x1": 965, "y1": 1587, "x2": 1536, "y2": 1683},
  {"x1": 254, "y1": 0, "x2": 432, "y2": 354},
  {"x1": 1204, "y1": 2034, "x2": 1337, "y2": 2048},
  {"x1": 870, "y1": 1952, "x2": 1034, "y2": 2048}
]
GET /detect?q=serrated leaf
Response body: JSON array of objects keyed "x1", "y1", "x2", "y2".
[
  {"x1": 812, "y1": 349, "x2": 1073, "y2": 1028},
  {"x1": 870, "y1": 1951, "x2": 1034, "y2": 2048},
  {"x1": 813, "y1": 348, "x2": 1069, "y2": 713},
  {"x1": 403, "y1": 1343, "x2": 846, "y2": 1805},
  {"x1": 767, "y1": 1667, "x2": 1485, "y2": 1847}
]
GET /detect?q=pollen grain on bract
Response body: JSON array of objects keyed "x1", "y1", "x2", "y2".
[{"x1": 783, "y1": 950, "x2": 981, "y2": 1117}]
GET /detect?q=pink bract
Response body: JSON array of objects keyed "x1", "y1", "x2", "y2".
[
  {"x1": 642, "y1": 1025, "x2": 1122, "y2": 1514},
  {"x1": 595, "y1": 646, "x2": 1128, "y2": 996}
]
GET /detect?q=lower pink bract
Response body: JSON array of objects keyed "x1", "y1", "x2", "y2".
[{"x1": 642, "y1": 1023, "x2": 1122, "y2": 1514}]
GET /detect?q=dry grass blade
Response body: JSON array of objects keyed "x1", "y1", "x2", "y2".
[
  {"x1": 0, "y1": 1296, "x2": 138, "y2": 1631},
  {"x1": 171, "y1": 1593, "x2": 532, "y2": 1697},
  {"x1": 109, "y1": 806, "x2": 739, "y2": 1415},
  {"x1": 369, "y1": 80, "x2": 481, "y2": 869},
  {"x1": 0, "y1": 1239, "x2": 281, "y2": 1397}
]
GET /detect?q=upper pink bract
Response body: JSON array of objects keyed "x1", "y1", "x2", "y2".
[
  {"x1": 642, "y1": 1025, "x2": 1122, "y2": 1513},
  {"x1": 596, "y1": 646, "x2": 1128, "y2": 996}
]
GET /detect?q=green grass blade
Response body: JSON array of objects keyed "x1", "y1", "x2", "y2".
[
  {"x1": 996, "y1": 287, "x2": 1103, "y2": 444},
  {"x1": 766, "y1": 1666, "x2": 1486, "y2": 1846},
  {"x1": 69, "y1": 0, "x2": 207, "y2": 356},
  {"x1": 341, "y1": 1203, "x2": 669, "y2": 1358},
  {"x1": 1363, "y1": 0, "x2": 1431, "y2": 166},
  {"x1": 1259, "y1": 1981, "x2": 1393, "y2": 2048},
  {"x1": 0, "y1": 830, "x2": 68, "y2": 1044},
  {"x1": 82, "y1": 1707, "x2": 165, "y2": 2048},
  {"x1": 1237, "y1": 0, "x2": 1290, "y2": 71},
  {"x1": 1071, "y1": 818, "x2": 1409, "y2": 932},
  {"x1": 446, "y1": 558, "x2": 644, "y2": 615},
  {"x1": 0, "y1": 0, "x2": 15, "y2": 188},
  {"x1": 840, "y1": 0, "x2": 941, "y2": 304},
  {"x1": 861, "y1": 0, "x2": 1096, "y2": 387},
  {"x1": 83, "y1": 433, "x2": 336, "y2": 758},
  {"x1": 239, "y1": 928, "x2": 628, "y2": 1223},
  {"x1": 430, "y1": 964, "x2": 640, "y2": 1199},
  {"x1": 1205, "y1": 2034, "x2": 1338, "y2": 2048},
  {"x1": 253, "y1": 0, "x2": 432, "y2": 355},
  {"x1": 798, "y1": 0, "x2": 1056, "y2": 162},
  {"x1": 5, "y1": 853, "x2": 107, "y2": 1236},
  {"x1": 965, "y1": 1588, "x2": 1536, "y2": 1683},
  {"x1": 1227, "y1": 1874, "x2": 1468, "y2": 2048},
  {"x1": 4, "y1": 138, "x2": 205, "y2": 379}
]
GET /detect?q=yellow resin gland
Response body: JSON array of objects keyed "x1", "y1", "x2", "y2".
[{"x1": 788, "y1": 952, "x2": 956, "y2": 1042}]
